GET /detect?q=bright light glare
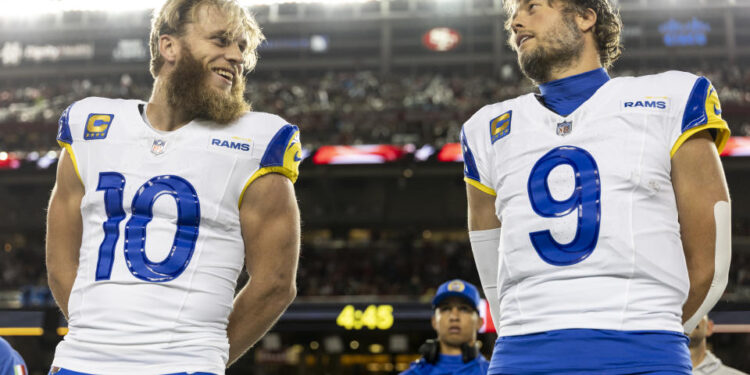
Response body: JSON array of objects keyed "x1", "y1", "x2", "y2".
[
  {"x1": 0, "y1": 0, "x2": 377, "y2": 17},
  {"x1": 2, "y1": 1, "x2": 59, "y2": 18},
  {"x1": 246, "y1": 0, "x2": 377, "y2": 4},
  {"x1": 65, "y1": 0, "x2": 168, "y2": 11},
  {"x1": 1, "y1": 0, "x2": 167, "y2": 17}
]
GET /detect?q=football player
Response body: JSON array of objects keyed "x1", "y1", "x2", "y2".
[
  {"x1": 46, "y1": 1, "x2": 301, "y2": 373},
  {"x1": 463, "y1": 0, "x2": 731, "y2": 373}
]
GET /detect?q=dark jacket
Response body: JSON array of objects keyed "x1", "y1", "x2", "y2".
[{"x1": 400, "y1": 353, "x2": 490, "y2": 375}]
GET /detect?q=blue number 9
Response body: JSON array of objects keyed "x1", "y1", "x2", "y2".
[{"x1": 527, "y1": 146, "x2": 601, "y2": 266}]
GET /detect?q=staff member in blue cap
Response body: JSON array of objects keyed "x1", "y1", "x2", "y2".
[
  {"x1": 0, "y1": 337, "x2": 27, "y2": 375},
  {"x1": 401, "y1": 279, "x2": 490, "y2": 375}
]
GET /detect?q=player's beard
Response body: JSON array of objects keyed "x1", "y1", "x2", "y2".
[
  {"x1": 165, "y1": 47, "x2": 249, "y2": 125},
  {"x1": 517, "y1": 12, "x2": 584, "y2": 84}
]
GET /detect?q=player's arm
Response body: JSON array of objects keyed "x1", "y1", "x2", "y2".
[
  {"x1": 46, "y1": 147, "x2": 84, "y2": 320},
  {"x1": 671, "y1": 130, "x2": 731, "y2": 332},
  {"x1": 467, "y1": 184, "x2": 502, "y2": 327},
  {"x1": 462, "y1": 119, "x2": 502, "y2": 327},
  {"x1": 227, "y1": 173, "x2": 300, "y2": 366},
  {"x1": 467, "y1": 185, "x2": 501, "y2": 231}
]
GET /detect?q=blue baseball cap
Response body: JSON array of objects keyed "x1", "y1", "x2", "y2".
[{"x1": 432, "y1": 279, "x2": 481, "y2": 312}]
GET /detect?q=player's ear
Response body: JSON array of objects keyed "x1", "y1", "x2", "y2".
[
  {"x1": 577, "y1": 7, "x2": 597, "y2": 33},
  {"x1": 706, "y1": 318, "x2": 715, "y2": 337},
  {"x1": 159, "y1": 34, "x2": 180, "y2": 65},
  {"x1": 431, "y1": 314, "x2": 438, "y2": 331}
]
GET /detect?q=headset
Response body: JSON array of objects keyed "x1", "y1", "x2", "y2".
[{"x1": 418, "y1": 339, "x2": 479, "y2": 364}]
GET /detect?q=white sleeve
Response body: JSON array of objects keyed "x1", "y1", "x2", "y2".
[
  {"x1": 461, "y1": 109, "x2": 497, "y2": 196},
  {"x1": 469, "y1": 228, "x2": 501, "y2": 328},
  {"x1": 683, "y1": 201, "x2": 731, "y2": 333}
]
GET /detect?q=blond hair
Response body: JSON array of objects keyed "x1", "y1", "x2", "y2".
[
  {"x1": 503, "y1": 0, "x2": 622, "y2": 69},
  {"x1": 149, "y1": 0, "x2": 265, "y2": 77}
]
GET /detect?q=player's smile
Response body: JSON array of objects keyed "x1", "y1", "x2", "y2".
[
  {"x1": 213, "y1": 67, "x2": 234, "y2": 82},
  {"x1": 210, "y1": 66, "x2": 235, "y2": 89}
]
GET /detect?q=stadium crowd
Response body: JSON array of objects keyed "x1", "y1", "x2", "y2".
[
  {"x1": 2, "y1": 231, "x2": 750, "y2": 307},
  {"x1": 2, "y1": 65, "x2": 750, "y2": 154}
]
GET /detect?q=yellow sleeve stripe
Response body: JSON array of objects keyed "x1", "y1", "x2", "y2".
[
  {"x1": 464, "y1": 177, "x2": 497, "y2": 197},
  {"x1": 58, "y1": 140, "x2": 84, "y2": 185},
  {"x1": 670, "y1": 122, "x2": 730, "y2": 158},
  {"x1": 238, "y1": 166, "x2": 298, "y2": 208}
]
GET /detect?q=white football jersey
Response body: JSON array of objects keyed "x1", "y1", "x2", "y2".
[
  {"x1": 461, "y1": 71, "x2": 729, "y2": 337},
  {"x1": 52, "y1": 97, "x2": 302, "y2": 374}
]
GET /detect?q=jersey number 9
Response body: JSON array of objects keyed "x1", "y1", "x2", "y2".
[{"x1": 527, "y1": 146, "x2": 601, "y2": 266}]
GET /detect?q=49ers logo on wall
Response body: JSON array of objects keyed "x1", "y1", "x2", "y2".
[{"x1": 422, "y1": 27, "x2": 461, "y2": 52}]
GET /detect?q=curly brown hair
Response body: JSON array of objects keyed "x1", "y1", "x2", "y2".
[{"x1": 504, "y1": 0, "x2": 623, "y2": 69}]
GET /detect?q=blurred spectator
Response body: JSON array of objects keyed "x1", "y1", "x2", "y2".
[
  {"x1": 688, "y1": 316, "x2": 748, "y2": 374},
  {"x1": 2, "y1": 66, "x2": 749, "y2": 155},
  {"x1": 2, "y1": 231, "x2": 750, "y2": 305},
  {"x1": 0, "y1": 337, "x2": 27, "y2": 375}
]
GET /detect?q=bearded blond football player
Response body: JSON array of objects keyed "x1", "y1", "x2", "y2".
[
  {"x1": 463, "y1": 0, "x2": 731, "y2": 374},
  {"x1": 46, "y1": 1, "x2": 301, "y2": 373}
]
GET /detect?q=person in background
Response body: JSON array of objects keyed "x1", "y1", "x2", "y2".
[
  {"x1": 689, "y1": 316, "x2": 748, "y2": 375},
  {"x1": 0, "y1": 337, "x2": 27, "y2": 375},
  {"x1": 401, "y1": 279, "x2": 490, "y2": 375}
]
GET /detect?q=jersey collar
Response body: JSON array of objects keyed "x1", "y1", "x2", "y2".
[{"x1": 537, "y1": 68, "x2": 611, "y2": 117}]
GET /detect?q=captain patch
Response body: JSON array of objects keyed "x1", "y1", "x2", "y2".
[
  {"x1": 83, "y1": 113, "x2": 114, "y2": 140},
  {"x1": 490, "y1": 111, "x2": 512, "y2": 144}
]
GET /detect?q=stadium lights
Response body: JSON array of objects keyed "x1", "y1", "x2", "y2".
[
  {"x1": 0, "y1": 1, "x2": 164, "y2": 17},
  {"x1": 2, "y1": 1, "x2": 161, "y2": 16},
  {"x1": 0, "y1": 0, "x2": 378, "y2": 17},
  {"x1": 248, "y1": 0, "x2": 378, "y2": 4}
]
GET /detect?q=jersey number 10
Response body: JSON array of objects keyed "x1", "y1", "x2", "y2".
[{"x1": 94, "y1": 172, "x2": 201, "y2": 282}]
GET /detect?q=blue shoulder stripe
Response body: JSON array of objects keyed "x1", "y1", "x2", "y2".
[
  {"x1": 681, "y1": 77, "x2": 711, "y2": 133},
  {"x1": 260, "y1": 124, "x2": 299, "y2": 168},
  {"x1": 57, "y1": 103, "x2": 75, "y2": 145},
  {"x1": 461, "y1": 128, "x2": 481, "y2": 182}
]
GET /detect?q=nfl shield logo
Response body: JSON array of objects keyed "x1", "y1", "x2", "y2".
[
  {"x1": 556, "y1": 121, "x2": 573, "y2": 136},
  {"x1": 151, "y1": 139, "x2": 166, "y2": 155}
]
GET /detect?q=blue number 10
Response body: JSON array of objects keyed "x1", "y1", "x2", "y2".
[
  {"x1": 527, "y1": 146, "x2": 601, "y2": 266},
  {"x1": 95, "y1": 173, "x2": 200, "y2": 282}
]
